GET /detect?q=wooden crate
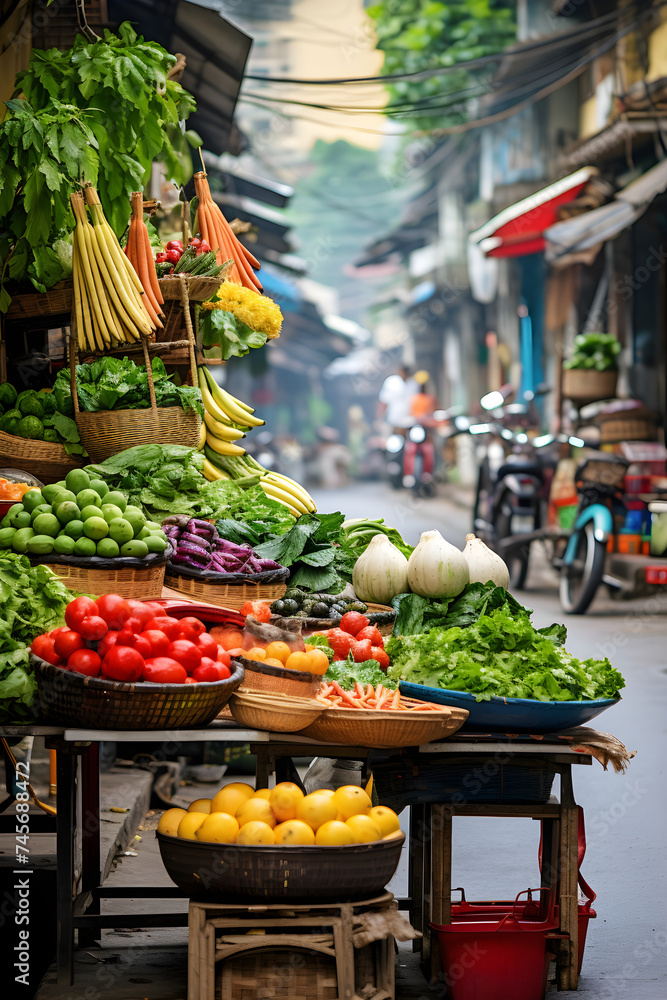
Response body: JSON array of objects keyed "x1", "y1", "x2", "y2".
[{"x1": 188, "y1": 895, "x2": 396, "y2": 1000}]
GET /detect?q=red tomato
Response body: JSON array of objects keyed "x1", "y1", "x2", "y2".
[
  {"x1": 196, "y1": 632, "x2": 219, "y2": 659},
  {"x1": 184, "y1": 677, "x2": 196, "y2": 684},
  {"x1": 126, "y1": 601, "x2": 155, "y2": 628},
  {"x1": 97, "y1": 631, "x2": 120, "y2": 659},
  {"x1": 190, "y1": 237, "x2": 202, "y2": 249},
  {"x1": 145, "y1": 616, "x2": 182, "y2": 640},
  {"x1": 139, "y1": 601, "x2": 166, "y2": 618},
  {"x1": 142, "y1": 657, "x2": 187, "y2": 684},
  {"x1": 239, "y1": 600, "x2": 271, "y2": 623},
  {"x1": 155, "y1": 252, "x2": 167, "y2": 263},
  {"x1": 78, "y1": 616, "x2": 108, "y2": 641},
  {"x1": 96, "y1": 594, "x2": 131, "y2": 630},
  {"x1": 199, "y1": 240, "x2": 212, "y2": 254},
  {"x1": 217, "y1": 647, "x2": 232, "y2": 667},
  {"x1": 166, "y1": 639, "x2": 202, "y2": 674},
  {"x1": 371, "y1": 646, "x2": 390, "y2": 670},
  {"x1": 31, "y1": 634, "x2": 62, "y2": 665},
  {"x1": 54, "y1": 629, "x2": 85, "y2": 660},
  {"x1": 177, "y1": 616, "x2": 206, "y2": 640},
  {"x1": 50, "y1": 626, "x2": 70, "y2": 641},
  {"x1": 116, "y1": 631, "x2": 152, "y2": 659},
  {"x1": 68, "y1": 649, "x2": 101, "y2": 676},
  {"x1": 65, "y1": 596, "x2": 99, "y2": 631},
  {"x1": 192, "y1": 661, "x2": 225, "y2": 682},
  {"x1": 339, "y1": 612, "x2": 370, "y2": 636},
  {"x1": 166, "y1": 240, "x2": 183, "y2": 251},
  {"x1": 217, "y1": 662, "x2": 231, "y2": 679},
  {"x1": 355, "y1": 625, "x2": 383, "y2": 647},
  {"x1": 326, "y1": 628, "x2": 353, "y2": 661},
  {"x1": 140, "y1": 630, "x2": 171, "y2": 657},
  {"x1": 101, "y1": 646, "x2": 144, "y2": 682},
  {"x1": 350, "y1": 638, "x2": 373, "y2": 663},
  {"x1": 165, "y1": 249, "x2": 181, "y2": 264}
]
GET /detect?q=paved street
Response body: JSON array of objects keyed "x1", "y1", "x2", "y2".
[{"x1": 312, "y1": 481, "x2": 667, "y2": 999}]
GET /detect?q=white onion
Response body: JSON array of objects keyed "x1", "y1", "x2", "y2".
[
  {"x1": 462, "y1": 533, "x2": 510, "y2": 589},
  {"x1": 353, "y1": 533, "x2": 409, "y2": 605},
  {"x1": 407, "y1": 529, "x2": 469, "y2": 599}
]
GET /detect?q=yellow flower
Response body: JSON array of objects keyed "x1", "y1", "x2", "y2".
[{"x1": 202, "y1": 283, "x2": 283, "y2": 339}]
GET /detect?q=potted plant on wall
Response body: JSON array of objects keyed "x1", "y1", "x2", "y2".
[{"x1": 562, "y1": 332, "x2": 620, "y2": 404}]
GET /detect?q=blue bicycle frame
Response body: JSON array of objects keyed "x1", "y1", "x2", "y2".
[{"x1": 562, "y1": 503, "x2": 613, "y2": 565}]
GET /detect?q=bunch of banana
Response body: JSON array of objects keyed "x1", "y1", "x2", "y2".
[
  {"x1": 197, "y1": 367, "x2": 317, "y2": 517},
  {"x1": 70, "y1": 187, "x2": 155, "y2": 351}
]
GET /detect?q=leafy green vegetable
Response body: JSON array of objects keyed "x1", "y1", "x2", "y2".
[
  {"x1": 55, "y1": 357, "x2": 203, "y2": 417},
  {"x1": 253, "y1": 511, "x2": 350, "y2": 593},
  {"x1": 200, "y1": 308, "x2": 268, "y2": 360},
  {"x1": 325, "y1": 655, "x2": 396, "y2": 691},
  {"x1": 306, "y1": 634, "x2": 334, "y2": 662},
  {"x1": 341, "y1": 519, "x2": 413, "y2": 559},
  {"x1": 563, "y1": 332, "x2": 621, "y2": 372},
  {"x1": 392, "y1": 582, "x2": 538, "y2": 636},
  {"x1": 386, "y1": 603, "x2": 625, "y2": 702}
]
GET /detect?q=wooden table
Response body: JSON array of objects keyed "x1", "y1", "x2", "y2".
[{"x1": 0, "y1": 724, "x2": 591, "y2": 991}]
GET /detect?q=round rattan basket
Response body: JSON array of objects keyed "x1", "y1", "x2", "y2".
[
  {"x1": 70, "y1": 333, "x2": 201, "y2": 463},
  {"x1": 32, "y1": 654, "x2": 244, "y2": 729},
  {"x1": 299, "y1": 704, "x2": 469, "y2": 749},
  {"x1": 163, "y1": 572, "x2": 287, "y2": 610},
  {"x1": 235, "y1": 657, "x2": 322, "y2": 699},
  {"x1": 41, "y1": 559, "x2": 167, "y2": 600},
  {"x1": 228, "y1": 691, "x2": 327, "y2": 733},
  {"x1": 0, "y1": 429, "x2": 82, "y2": 484},
  {"x1": 158, "y1": 274, "x2": 221, "y2": 302},
  {"x1": 562, "y1": 368, "x2": 617, "y2": 404},
  {"x1": 156, "y1": 831, "x2": 405, "y2": 902}
]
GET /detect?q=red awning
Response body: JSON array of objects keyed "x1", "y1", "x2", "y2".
[{"x1": 469, "y1": 167, "x2": 597, "y2": 258}]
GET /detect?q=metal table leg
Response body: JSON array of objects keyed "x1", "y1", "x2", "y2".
[
  {"x1": 558, "y1": 765, "x2": 579, "y2": 990},
  {"x1": 79, "y1": 744, "x2": 100, "y2": 947},
  {"x1": 55, "y1": 747, "x2": 75, "y2": 986}
]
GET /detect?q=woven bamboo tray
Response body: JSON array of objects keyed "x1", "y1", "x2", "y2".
[
  {"x1": 6, "y1": 282, "x2": 73, "y2": 320},
  {"x1": 0, "y1": 429, "x2": 82, "y2": 484},
  {"x1": 228, "y1": 691, "x2": 327, "y2": 732},
  {"x1": 159, "y1": 274, "x2": 221, "y2": 302},
  {"x1": 164, "y1": 572, "x2": 287, "y2": 610},
  {"x1": 43, "y1": 559, "x2": 167, "y2": 600},
  {"x1": 562, "y1": 367, "x2": 618, "y2": 404},
  {"x1": 599, "y1": 417, "x2": 657, "y2": 443},
  {"x1": 299, "y1": 704, "x2": 469, "y2": 749},
  {"x1": 235, "y1": 656, "x2": 322, "y2": 699},
  {"x1": 156, "y1": 832, "x2": 405, "y2": 902},
  {"x1": 32, "y1": 654, "x2": 244, "y2": 729}
]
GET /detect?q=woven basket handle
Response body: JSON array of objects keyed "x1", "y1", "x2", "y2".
[
  {"x1": 69, "y1": 326, "x2": 80, "y2": 417},
  {"x1": 142, "y1": 336, "x2": 158, "y2": 413},
  {"x1": 178, "y1": 273, "x2": 198, "y2": 387}
]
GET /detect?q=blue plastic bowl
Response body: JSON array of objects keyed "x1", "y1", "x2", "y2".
[{"x1": 398, "y1": 681, "x2": 620, "y2": 733}]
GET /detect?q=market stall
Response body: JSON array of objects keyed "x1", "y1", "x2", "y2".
[{"x1": 0, "y1": 21, "x2": 634, "y2": 1000}]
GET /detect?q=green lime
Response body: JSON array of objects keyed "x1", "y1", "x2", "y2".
[
  {"x1": 30, "y1": 504, "x2": 53, "y2": 522},
  {"x1": 53, "y1": 534, "x2": 76, "y2": 556},
  {"x1": 10, "y1": 510, "x2": 31, "y2": 530},
  {"x1": 76, "y1": 489, "x2": 101, "y2": 510},
  {"x1": 74, "y1": 536, "x2": 96, "y2": 557},
  {"x1": 80, "y1": 505, "x2": 102, "y2": 522},
  {"x1": 105, "y1": 491, "x2": 127, "y2": 512},
  {"x1": 120, "y1": 539, "x2": 148, "y2": 558},
  {"x1": 83, "y1": 516, "x2": 108, "y2": 541},
  {"x1": 64, "y1": 519, "x2": 85, "y2": 540},
  {"x1": 1, "y1": 514, "x2": 11, "y2": 529},
  {"x1": 108, "y1": 517, "x2": 134, "y2": 545},
  {"x1": 138, "y1": 526, "x2": 153, "y2": 540},
  {"x1": 55, "y1": 501, "x2": 81, "y2": 525},
  {"x1": 27, "y1": 534, "x2": 55, "y2": 555},
  {"x1": 32, "y1": 513, "x2": 61, "y2": 538},
  {"x1": 22, "y1": 490, "x2": 44, "y2": 514},
  {"x1": 65, "y1": 469, "x2": 90, "y2": 494},
  {"x1": 89, "y1": 479, "x2": 109, "y2": 499},
  {"x1": 41, "y1": 483, "x2": 63, "y2": 504},
  {"x1": 122, "y1": 506, "x2": 146, "y2": 536},
  {"x1": 0, "y1": 527, "x2": 16, "y2": 548},
  {"x1": 96, "y1": 538, "x2": 120, "y2": 558},
  {"x1": 145, "y1": 520, "x2": 162, "y2": 532},
  {"x1": 101, "y1": 504, "x2": 124, "y2": 524},
  {"x1": 52, "y1": 489, "x2": 76, "y2": 506},
  {"x1": 7, "y1": 503, "x2": 24, "y2": 519},
  {"x1": 12, "y1": 527, "x2": 35, "y2": 553},
  {"x1": 144, "y1": 534, "x2": 167, "y2": 553}
]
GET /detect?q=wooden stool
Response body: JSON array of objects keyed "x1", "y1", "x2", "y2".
[{"x1": 188, "y1": 893, "x2": 396, "y2": 1000}]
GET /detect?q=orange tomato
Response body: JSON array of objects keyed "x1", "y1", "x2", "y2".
[
  {"x1": 306, "y1": 648, "x2": 329, "y2": 675},
  {"x1": 284, "y1": 651, "x2": 312, "y2": 672},
  {"x1": 210, "y1": 628, "x2": 245, "y2": 651},
  {"x1": 244, "y1": 646, "x2": 266, "y2": 661}
]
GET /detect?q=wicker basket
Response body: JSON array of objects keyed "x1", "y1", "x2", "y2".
[
  {"x1": 228, "y1": 691, "x2": 327, "y2": 733},
  {"x1": 6, "y1": 282, "x2": 73, "y2": 320},
  {"x1": 0, "y1": 429, "x2": 82, "y2": 485},
  {"x1": 158, "y1": 273, "x2": 221, "y2": 343},
  {"x1": 42, "y1": 559, "x2": 167, "y2": 600},
  {"x1": 70, "y1": 332, "x2": 201, "y2": 463},
  {"x1": 599, "y1": 417, "x2": 657, "y2": 444},
  {"x1": 32, "y1": 654, "x2": 244, "y2": 729},
  {"x1": 235, "y1": 657, "x2": 322, "y2": 699},
  {"x1": 562, "y1": 368, "x2": 618, "y2": 404},
  {"x1": 156, "y1": 831, "x2": 405, "y2": 902},
  {"x1": 164, "y1": 572, "x2": 287, "y2": 610},
  {"x1": 299, "y1": 704, "x2": 468, "y2": 749}
]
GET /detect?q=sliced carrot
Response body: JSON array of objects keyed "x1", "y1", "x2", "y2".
[
  {"x1": 331, "y1": 681, "x2": 360, "y2": 708},
  {"x1": 354, "y1": 682, "x2": 364, "y2": 700},
  {"x1": 391, "y1": 690, "x2": 401, "y2": 710}
]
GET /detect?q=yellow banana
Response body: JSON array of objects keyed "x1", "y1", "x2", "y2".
[
  {"x1": 264, "y1": 473, "x2": 316, "y2": 511},
  {"x1": 203, "y1": 368, "x2": 264, "y2": 427},
  {"x1": 205, "y1": 432, "x2": 246, "y2": 457},
  {"x1": 204, "y1": 411, "x2": 246, "y2": 441},
  {"x1": 203, "y1": 459, "x2": 230, "y2": 481},
  {"x1": 198, "y1": 421, "x2": 206, "y2": 450},
  {"x1": 72, "y1": 254, "x2": 87, "y2": 350},
  {"x1": 198, "y1": 371, "x2": 233, "y2": 424},
  {"x1": 258, "y1": 483, "x2": 300, "y2": 517},
  {"x1": 90, "y1": 220, "x2": 152, "y2": 337},
  {"x1": 260, "y1": 480, "x2": 308, "y2": 515}
]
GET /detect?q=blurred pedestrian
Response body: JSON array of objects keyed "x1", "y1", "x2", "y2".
[{"x1": 378, "y1": 364, "x2": 418, "y2": 433}]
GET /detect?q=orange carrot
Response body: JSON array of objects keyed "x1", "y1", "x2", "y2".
[
  {"x1": 140, "y1": 222, "x2": 163, "y2": 306},
  {"x1": 331, "y1": 681, "x2": 360, "y2": 708}
]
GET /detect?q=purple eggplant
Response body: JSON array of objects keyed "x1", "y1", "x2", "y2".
[
  {"x1": 186, "y1": 519, "x2": 215, "y2": 537},
  {"x1": 180, "y1": 532, "x2": 211, "y2": 550},
  {"x1": 175, "y1": 545, "x2": 211, "y2": 565}
]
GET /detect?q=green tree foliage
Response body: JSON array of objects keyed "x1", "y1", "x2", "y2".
[{"x1": 368, "y1": 0, "x2": 516, "y2": 130}]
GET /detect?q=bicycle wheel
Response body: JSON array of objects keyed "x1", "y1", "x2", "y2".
[
  {"x1": 559, "y1": 520, "x2": 606, "y2": 614},
  {"x1": 494, "y1": 494, "x2": 530, "y2": 590}
]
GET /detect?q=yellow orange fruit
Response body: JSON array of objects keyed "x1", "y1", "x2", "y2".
[
  {"x1": 253, "y1": 788, "x2": 272, "y2": 801},
  {"x1": 368, "y1": 806, "x2": 400, "y2": 838},
  {"x1": 274, "y1": 820, "x2": 315, "y2": 845},
  {"x1": 303, "y1": 644, "x2": 314, "y2": 652},
  {"x1": 383, "y1": 830, "x2": 405, "y2": 842},
  {"x1": 263, "y1": 657, "x2": 285, "y2": 668},
  {"x1": 306, "y1": 648, "x2": 329, "y2": 675},
  {"x1": 245, "y1": 646, "x2": 266, "y2": 660},
  {"x1": 284, "y1": 651, "x2": 311, "y2": 672},
  {"x1": 195, "y1": 812, "x2": 239, "y2": 843},
  {"x1": 188, "y1": 798, "x2": 212, "y2": 814},
  {"x1": 177, "y1": 812, "x2": 207, "y2": 840},
  {"x1": 315, "y1": 820, "x2": 355, "y2": 846},
  {"x1": 237, "y1": 820, "x2": 275, "y2": 845},
  {"x1": 157, "y1": 807, "x2": 187, "y2": 837},
  {"x1": 296, "y1": 791, "x2": 338, "y2": 832},
  {"x1": 333, "y1": 784, "x2": 372, "y2": 820},
  {"x1": 269, "y1": 781, "x2": 304, "y2": 822},
  {"x1": 236, "y1": 797, "x2": 277, "y2": 829},
  {"x1": 211, "y1": 782, "x2": 255, "y2": 817},
  {"x1": 345, "y1": 815, "x2": 382, "y2": 843},
  {"x1": 264, "y1": 641, "x2": 291, "y2": 663},
  {"x1": 315, "y1": 788, "x2": 335, "y2": 798}
]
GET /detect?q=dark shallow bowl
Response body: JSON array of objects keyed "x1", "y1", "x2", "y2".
[
  {"x1": 398, "y1": 682, "x2": 620, "y2": 733},
  {"x1": 156, "y1": 831, "x2": 405, "y2": 902}
]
